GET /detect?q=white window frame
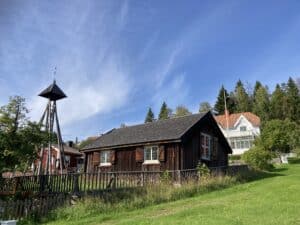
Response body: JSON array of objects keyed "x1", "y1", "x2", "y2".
[
  {"x1": 143, "y1": 146, "x2": 159, "y2": 164},
  {"x1": 100, "y1": 151, "x2": 111, "y2": 166},
  {"x1": 201, "y1": 133, "x2": 212, "y2": 160}
]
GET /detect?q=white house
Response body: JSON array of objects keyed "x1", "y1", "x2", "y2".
[{"x1": 215, "y1": 111, "x2": 261, "y2": 155}]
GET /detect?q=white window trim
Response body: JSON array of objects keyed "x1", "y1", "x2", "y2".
[
  {"x1": 100, "y1": 151, "x2": 112, "y2": 167},
  {"x1": 100, "y1": 162, "x2": 112, "y2": 167},
  {"x1": 143, "y1": 146, "x2": 160, "y2": 164},
  {"x1": 201, "y1": 133, "x2": 211, "y2": 160}
]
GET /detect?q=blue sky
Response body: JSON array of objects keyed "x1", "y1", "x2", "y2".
[{"x1": 1, "y1": 0, "x2": 300, "y2": 140}]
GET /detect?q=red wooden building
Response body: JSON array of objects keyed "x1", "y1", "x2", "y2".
[
  {"x1": 38, "y1": 142, "x2": 84, "y2": 173},
  {"x1": 82, "y1": 111, "x2": 232, "y2": 172}
]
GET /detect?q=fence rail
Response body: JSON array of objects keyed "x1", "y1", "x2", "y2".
[
  {"x1": 0, "y1": 165, "x2": 248, "y2": 196},
  {"x1": 0, "y1": 165, "x2": 248, "y2": 220},
  {"x1": 0, "y1": 194, "x2": 69, "y2": 220}
]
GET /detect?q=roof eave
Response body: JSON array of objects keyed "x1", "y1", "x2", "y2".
[{"x1": 81, "y1": 138, "x2": 182, "y2": 152}]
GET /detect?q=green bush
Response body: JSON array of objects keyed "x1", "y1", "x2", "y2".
[
  {"x1": 287, "y1": 157, "x2": 300, "y2": 164},
  {"x1": 197, "y1": 162, "x2": 210, "y2": 178},
  {"x1": 292, "y1": 147, "x2": 300, "y2": 157},
  {"x1": 242, "y1": 146, "x2": 274, "y2": 171},
  {"x1": 160, "y1": 170, "x2": 171, "y2": 183},
  {"x1": 229, "y1": 155, "x2": 241, "y2": 161}
]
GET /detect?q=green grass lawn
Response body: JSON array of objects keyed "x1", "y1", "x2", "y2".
[{"x1": 45, "y1": 164, "x2": 300, "y2": 225}]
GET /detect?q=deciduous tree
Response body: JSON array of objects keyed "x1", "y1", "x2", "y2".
[
  {"x1": 0, "y1": 96, "x2": 47, "y2": 172},
  {"x1": 174, "y1": 105, "x2": 192, "y2": 117},
  {"x1": 199, "y1": 102, "x2": 212, "y2": 113}
]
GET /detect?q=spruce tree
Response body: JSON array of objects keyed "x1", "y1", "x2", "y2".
[
  {"x1": 227, "y1": 91, "x2": 237, "y2": 113},
  {"x1": 158, "y1": 102, "x2": 170, "y2": 120},
  {"x1": 286, "y1": 77, "x2": 300, "y2": 122},
  {"x1": 252, "y1": 86, "x2": 270, "y2": 122},
  {"x1": 235, "y1": 80, "x2": 251, "y2": 112},
  {"x1": 144, "y1": 107, "x2": 155, "y2": 123},
  {"x1": 253, "y1": 81, "x2": 263, "y2": 99},
  {"x1": 214, "y1": 85, "x2": 229, "y2": 115},
  {"x1": 270, "y1": 84, "x2": 286, "y2": 120}
]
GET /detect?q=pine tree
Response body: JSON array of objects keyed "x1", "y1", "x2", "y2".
[
  {"x1": 235, "y1": 80, "x2": 251, "y2": 112},
  {"x1": 199, "y1": 102, "x2": 212, "y2": 113},
  {"x1": 144, "y1": 107, "x2": 155, "y2": 123},
  {"x1": 286, "y1": 77, "x2": 300, "y2": 122},
  {"x1": 158, "y1": 102, "x2": 170, "y2": 120},
  {"x1": 214, "y1": 85, "x2": 229, "y2": 115},
  {"x1": 270, "y1": 84, "x2": 286, "y2": 120},
  {"x1": 252, "y1": 86, "x2": 270, "y2": 122}
]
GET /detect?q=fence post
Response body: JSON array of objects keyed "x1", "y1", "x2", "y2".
[
  {"x1": 39, "y1": 175, "x2": 46, "y2": 192},
  {"x1": 176, "y1": 170, "x2": 181, "y2": 184},
  {"x1": 73, "y1": 174, "x2": 80, "y2": 194}
]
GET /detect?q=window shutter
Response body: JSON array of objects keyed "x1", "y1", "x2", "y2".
[
  {"x1": 110, "y1": 150, "x2": 116, "y2": 164},
  {"x1": 159, "y1": 145, "x2": 165, "y2": 162},
  {"x1": 93, "y1": 152, "x2": 100, "y2": 166},
  {"x1": 135, "y1": 147, "x2": 144, "y2": 162}
]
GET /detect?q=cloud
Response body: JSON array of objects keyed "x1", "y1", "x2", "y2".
[
  {"x1": 29, "y1": 57, "x2": 131, "y2": 126},
  {"x1": 152, "y1": 73, "x2": 189, "y2": 110},
  {"x1": 118, "y1": 0, "x2": 129, "y2": 28}
]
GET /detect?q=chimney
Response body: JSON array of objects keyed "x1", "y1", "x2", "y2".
[
  {"x1": 225, "y1": 109, "x2": 229, "y2": 130},
  {"x1": 67, "y1": 141, "x2": 73, "y2": 147}
]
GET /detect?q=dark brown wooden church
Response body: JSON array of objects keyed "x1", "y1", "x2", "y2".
[{"x1": 82, "y1": 111, "x2": 232, "y2": 172}]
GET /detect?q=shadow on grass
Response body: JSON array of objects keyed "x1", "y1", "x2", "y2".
[
  {"x1": 237, "y1": 167, "x2": 285, "y2": 184},
  {"x1": 270, "y1": 167, "x2": 288, "y2": 172}
]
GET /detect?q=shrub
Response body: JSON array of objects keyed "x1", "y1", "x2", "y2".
[
  {"x1": 292, "y1": 147, "x2": 300, "y2": 157},
  {"x1": 287, "y1": 157, "x2": 300, "y2": 164},
  {"x1": 242, "y1": 146, "x2": 274, "y2": 171},
  {"x1": 229, "y1": 155, "x2": 241, "y2": 161},
  {"x1": 160, "y1": 170, "x2": 171, "y2": 183},
  {"x1": 197, "y1": 162, "x2": 210, "y2": 178}
]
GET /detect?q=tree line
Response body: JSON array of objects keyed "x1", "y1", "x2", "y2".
[{"x1": 145, "y1": 77, "x2": 300, "y2": 126}]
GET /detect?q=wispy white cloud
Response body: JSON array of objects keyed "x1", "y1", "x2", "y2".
[
  {"x1": 118, "y1": 0, "x2": 129, "y2": 28},
  {"x1": 6, "y1": 1, "x2": 134, "y2": 128},
  {"x1": 29, "y1": 57, "x2": 131, "y2": 126}
]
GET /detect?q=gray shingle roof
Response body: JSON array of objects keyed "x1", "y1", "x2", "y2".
[
  {"x1": 52, "y1": 144, "x2": 83, "y2": 155},
  {"x1": 82, "y1": 112, "x2": 208, "y2": 150}
]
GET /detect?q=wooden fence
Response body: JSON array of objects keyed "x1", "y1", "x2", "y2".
[
  {"x1": 0, "y1": 194, "x2": 69, "y2": 220},
  {"x1": 0, "y1": 169, "x2": 202, "y2": 195},
  {"x1": 0, "y1": 165, "x2": 248, "y2": 220}
]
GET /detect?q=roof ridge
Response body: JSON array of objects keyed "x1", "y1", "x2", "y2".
[{"x1": 115, "y1": 112, "x2": 206, "y2": 130}]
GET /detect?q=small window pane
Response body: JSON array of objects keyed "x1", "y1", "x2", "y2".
[
  {"x1": 100, "y1": 153, "x2": 105, "y2": 163},
  {"x1": 245, "y1": 141, "x2": 250, "y2": 148},
  {"x1": 145, "y1": 148, "x2": 151, "y2": 160},
  {"x1": 240, "y1": 126, "x2": 247, "y2": 131},
  {"x1": 152, "y1": 147, "x2": 158, "y2": 160}
]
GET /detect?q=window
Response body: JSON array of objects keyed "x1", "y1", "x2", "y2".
[
  {"x1": 100, "y1": 151, "x2": 111, "y2": 166},
  {"x1": 201, "y1": 133, "x2": 212, "y2": 160},
  {"x1": 144, "y1": 146, "x2": 159, "y2": 163},
  {"x1": 240, "y1": 126, "x2": 247, "y2": 131},
  {"x1": 230, "y1": 136, "x2": 254, "y2": 149}
]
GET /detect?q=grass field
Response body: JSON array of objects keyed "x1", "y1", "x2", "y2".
[{"x1": 41, "y1": 164, "x2": 300, "y2": 225}]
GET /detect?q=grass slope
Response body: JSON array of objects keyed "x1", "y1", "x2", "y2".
[{"x1": 46, "y1": 165, "x2": 300, "y2": 225}]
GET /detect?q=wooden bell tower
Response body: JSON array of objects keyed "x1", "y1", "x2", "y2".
[{"x1": 37, "y1": 80, "x2": 67, "y2": 175}]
